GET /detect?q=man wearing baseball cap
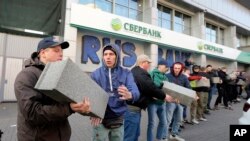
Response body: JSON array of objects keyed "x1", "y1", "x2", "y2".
[{"x1": 14, "y1": 37, "x2": 91, "y2": 141}]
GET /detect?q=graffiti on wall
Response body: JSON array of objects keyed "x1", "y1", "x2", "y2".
[{"x1": 81, "y1": 35, "x2": 191, "y2": 67}]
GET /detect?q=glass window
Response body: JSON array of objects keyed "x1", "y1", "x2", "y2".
[
  {"x1": 115, "y1": 0, "x2": 143, "y2": 21},
  {"x1": 174, "y1": 11, "x2": 191, "y2": 35},
  {"x1": 130, "y1": 0, "x2": 142, "y2": 11},
  {"x1": 116, "y1": 0, "x2": 128, "y2": 6},
  {"x1": 206, "y1": 23, "x2": 217, "y2": 43},
  {"x1": 79, "y1": 0, "x2": 94, "y2": 4},
  {"x1": 79, "y1": 0, "x2": 112, "y2": 13},
  {"x1": 115, "y1": 5, "x2": 129, "y2": 17},
  {"x1": 219, "y1": 28, "x2": 224, "y2": 45},
  {"x1": 96, "y1": 0, "x2": 112, "y2": 12},
  {"x1": 158, "y1": 5, "x2": 172, "y2": 30}
]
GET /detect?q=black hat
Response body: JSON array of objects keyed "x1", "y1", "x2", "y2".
[
  {"x1": 37, "y1": 37, "x2": 69, "y2": 52},
  {"x1": 158, "y1": 60, "x2": 168, "y2": 67},
  {"x1": 103, "y1": 45, "x2": 117, "y2": 56}
]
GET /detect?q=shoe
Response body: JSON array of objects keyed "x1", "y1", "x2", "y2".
[
  {"x1": 225, "y1": 106, "x2": 233, "y2": 110},
  {"x1": 213, "y1": 105, "x2": 219, "y2": 110},
  {"x1": 191, "y1": 119, "x2": 199, "y2": 124},
  {"x1": 204, "y1": 110, "x2": 211, "y2": 115},
  {"x1": 169, "y1": 134, "x2": 185, "y2": 141},
  {"x1": 207, "y1": 107, "x2": 212, "y2": 110},
  {"x1": 180, "y1": 124, "x2": 185, "y2": 129},
  {"x1": 199, "y1": 117, "x2": 207, "y2": 121}
]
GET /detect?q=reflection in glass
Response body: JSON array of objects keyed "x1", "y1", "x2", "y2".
[
  {"x1": 115, "y1": 5, "x2": 129, "y2": 17},
  {"x1": 116, "y1": 0, "x2": 129, "y2": 6},
  {"x1": 96, "y1": 0, "x2": 112, "y2": 12},
  {"x1": 79, "y1": 0, "x2": 94, "y2": 4}
]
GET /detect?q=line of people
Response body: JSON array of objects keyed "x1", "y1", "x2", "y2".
[{"x1": 14, "y1": 38, "x2": 249, "y2": 141}]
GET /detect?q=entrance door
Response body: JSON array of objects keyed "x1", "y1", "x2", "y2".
[{"x1": 3, "y1": 58, "x2": 23, "y2": 101}]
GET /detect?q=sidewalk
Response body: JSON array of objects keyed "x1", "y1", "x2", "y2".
[{"x1": 0, "y1": 94, "x2": 246, "y2": 141}]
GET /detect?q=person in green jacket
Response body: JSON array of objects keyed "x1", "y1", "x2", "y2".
[{"x1": 147, "y1": 60, "x2": 169, "y2": 141}]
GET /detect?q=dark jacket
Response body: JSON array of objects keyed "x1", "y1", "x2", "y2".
[
  {"x1": 14, "y1": 52, "x2": 73, "y2": 141},
  {"x1": 91, "y1": 44, "x2": 140, "y2": 119},
  {"x1": 128, "y1": 66, "x2": 166, "y2": 109},
  {"x1": 217, "y1": 70, "x2": 230, "y2": 88}
]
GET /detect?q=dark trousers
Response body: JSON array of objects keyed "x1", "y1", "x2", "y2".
[{"x1": 215, "y1": 86, "x2": 228, "y2": 107}]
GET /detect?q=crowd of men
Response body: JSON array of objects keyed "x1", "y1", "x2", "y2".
[{"x1": 14, "y1": 37, "x2": 250, "y2": 141}]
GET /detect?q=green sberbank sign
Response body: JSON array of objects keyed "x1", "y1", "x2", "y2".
[
  {"x1": 197, "y1": 42, "x2": 223, "y2": 54},
  {"x1": 111, "y1": 18, "x2": 161, "y2": 38}
]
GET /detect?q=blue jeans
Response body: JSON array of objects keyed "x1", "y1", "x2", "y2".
[
  {"x1": 208, "y1": 84, "x2": 217, "y2": 108},
  {"x1": 147, "y1": 102, "x2": 167, "y2": 141},
  {"x1": 164, "y1": 103, "x2": 183, "y2": 137},
  {"x1": 93, "y1": 124, "x2": 124, "y2": 141},
  {"x1": 124, "y1": 110, "x2": 141, "y2": 141}
]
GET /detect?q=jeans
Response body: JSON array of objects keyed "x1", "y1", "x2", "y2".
[
  {"x1": 207, "y1": 85, "x2": 217, "y2": 108},
  {"x1": 147, "y1": 103, "x2": 167, "y2": 141},
  {"x1": 163, "y1": 103, "x2": 183, "y2": 138},
  {"x1": 93, "y1": 124, "x2": 124, "y2": 141},
  {"x1": 124, "y1": 110, "x2": 141, "y2": 141}
]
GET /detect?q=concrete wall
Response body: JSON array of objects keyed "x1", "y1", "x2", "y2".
[{"x1": 183, "y1": 0, "x2": 250, "y2": 31}]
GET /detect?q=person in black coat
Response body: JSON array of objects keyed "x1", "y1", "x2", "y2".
[{"x1": 124, "y1": 55, "x2": 173, "y2": 141}]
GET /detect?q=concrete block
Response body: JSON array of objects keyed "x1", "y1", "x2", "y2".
[
  {"x1": 162, "y1": 81, "x2": 196, "y2": 106},
  {"x1": 35, "y1": 58, "x2": 108, "y2": 118},
  {"x1": 196, "y1": 79, "x2": 210, "y2": 87},
  {"x1": 211, "y1": 77, "x2": 220, "y2": 83}
]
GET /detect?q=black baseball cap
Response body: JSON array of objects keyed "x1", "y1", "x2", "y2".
[{"x1": 37, "y1": 37, "x2": 69, "y2": 52}]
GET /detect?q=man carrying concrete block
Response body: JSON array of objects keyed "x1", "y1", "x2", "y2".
[
  {"x1": 34, "y1": 58, "x2": 109, "y2": 118},
  {"x1": 14, "y1": 37, "x2": 91, "y2": 141}
]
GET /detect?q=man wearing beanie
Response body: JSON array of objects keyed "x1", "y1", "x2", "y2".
[
  {"x1": 147, "y1": 59, "x2": 169, "y2": 141},
  {"x1": 14, "y1": 37, "x2": 91, "y2": 141},
  {"x1": 90, "y1": 43, "x2": 140, "y2": 141}
]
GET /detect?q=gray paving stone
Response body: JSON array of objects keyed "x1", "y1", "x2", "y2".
[
  {"x1": 35, "y1": 59, "x2": 109, "y2": 118},
  {"x1": 162, "y1": 81, "x2": 196, "y2": 106}
]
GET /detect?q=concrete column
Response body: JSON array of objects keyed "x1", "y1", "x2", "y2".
[
  {"x1": 143, "y1": 0, "x2": 157, "y2": 25},
  {"x1": 247, "y1": 36, "x2": 250, "y2": 46},
  {"x1": 227, "y1": 61, "x2": 238, "y2": 73},
  {"x1": 63, "y1": 0, "x2": 78, "y2": 62},
  {"x1": 224, "y1": 26, "x2": 237, "y2": 48},
  {"x1": 193, "y1": 54, "x2": 206, "y2": 67},
  {"x1": 191, "y1": 12, "x2": 205, "y2": 39},
  {"x1": 143, "y1": 0, "x2": 158, "y2": 70}
]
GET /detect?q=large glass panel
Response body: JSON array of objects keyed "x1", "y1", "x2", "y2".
[
  {"x1": 162, "y1": 19, "x2": 171, "y2": 30},
  {"x1": 175, "y1": 11, "x2": 182, "y2": 24},
  {"x1": 115, "y1": 4, "x2": 129, "y2": 18},
  {"x1": 158, "y1": 10, "x2": 162, "y2": 19},
  {"x1": 219, "y1": 28, "x2": 224, "y2": 45},
  {"x1": 96, "y1": 0, "x2": 112, "y2": 12},
  {"x1": 116, "y1": 0, "x2": 128, "y2": 6},
  {"x1": 158, "y1": 19, "x2": 162, "y2": 27},
  {"x1": 162, "y1": 7, "x2": 171, "y2": 21},
  {"x1": 129, "y1": 9, "x2": 139, "y2": 20},
  {"x1": 183, "y1": 15, "x2": 191, "y2": 35},
  {"x1": 174, "y1": 23, "x2": 183, "y2": 33},
  {"x1": 79, "y1": 0, "x2": 94, "y2": 4},
  {"x1": 130, "y1": 0, "x2": 142, "y2": 11}
]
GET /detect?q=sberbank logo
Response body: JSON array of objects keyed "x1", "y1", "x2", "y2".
[
  {"x1": 111, "y1": 18, "x2": 161, "y2": 38},
  {"x1": 197, "y1": 41, "x2": 223, "y2": 54},
  {"x1": 197, "y1": 42, "x2": 204, "y2": 50},
  {"x1": 111, "y1": 18, "x2": 122, "y2": 31}
]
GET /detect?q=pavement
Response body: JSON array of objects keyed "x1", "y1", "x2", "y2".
[{"x1": 0, "y1": 94, "x2": 246, "y2": 141}]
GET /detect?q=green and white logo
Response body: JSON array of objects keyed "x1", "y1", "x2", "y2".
[
  {"x1": 197, "y1": 41, "x2": 223, "y2": 54},
  {"x1": 197, "y1": 42, "x2": 204, "y2": 50},
  {"x1": 111, "y1": 18, "x2": 122, "y2": 31}
]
